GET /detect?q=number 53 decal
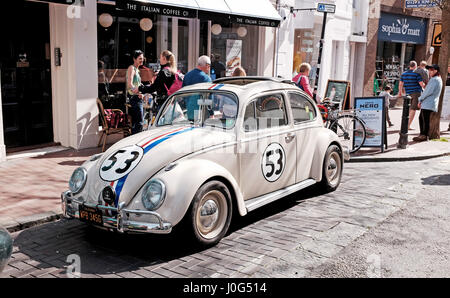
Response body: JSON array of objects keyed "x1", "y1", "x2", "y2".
[
  {"x1": 261, "y1": 143, "x2": 286, "y2": 182},
  {"x1": 100, "y1": 145, "x2": 144, "y2": 181}
]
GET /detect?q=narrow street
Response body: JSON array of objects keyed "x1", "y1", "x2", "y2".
[{"x1": 2, "y1": 156, "x2": 449, "y2": 278}]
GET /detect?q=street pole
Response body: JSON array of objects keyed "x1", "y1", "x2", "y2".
[{"x1": 314, "y1": 11, "x2": 328, "y2": 101}]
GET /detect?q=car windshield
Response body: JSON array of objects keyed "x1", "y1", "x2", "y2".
[{"x1": 156, "y1": 91, "x2": 238, "y2": 129}]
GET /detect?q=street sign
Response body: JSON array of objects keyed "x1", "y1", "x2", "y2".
[
  {"x1": 317, "y1": 3, "x2": 336, "y2": 13},
  {"x1": 405, "y1": 0, "x2": 438, "y2": 8}
]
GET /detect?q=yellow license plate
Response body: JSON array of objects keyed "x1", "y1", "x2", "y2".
[{"x1": 79, "y1": 205, "x2": 103, "y2": 226}]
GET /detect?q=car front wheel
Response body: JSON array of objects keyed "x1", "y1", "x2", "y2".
[
  {"x1": 187, "y1": 181, "x2": 232, "y2": 246},
  {"x1": 318, "y1": 144, "x2": 342, "y2": 192}
]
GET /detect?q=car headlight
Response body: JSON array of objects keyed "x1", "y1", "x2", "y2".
[
  {"x1": 141, "y1": 179, "x2": 166, "y2": 211},
  {"x1": 69, "y1": 167, "x2": 87, "y2": 194}
]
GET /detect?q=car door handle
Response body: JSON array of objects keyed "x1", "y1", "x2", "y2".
[{"x1": 285, "y1": 133, "x2": 296, "y2": 143}]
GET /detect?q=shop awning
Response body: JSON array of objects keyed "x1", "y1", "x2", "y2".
[
  {"x1": 27, "y1": 0, "x2": 84, "y2": 5},
  {"x1": 115, "y1": 0, "x2": 281, "y2": 27}
]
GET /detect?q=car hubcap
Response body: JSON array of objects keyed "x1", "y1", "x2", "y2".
[
  {"x1": 326, "y1": 151, "x2": 341, "y2": 187},
  {"x1": 196, "y1": 190, "x2": 227, "y2": 240}
]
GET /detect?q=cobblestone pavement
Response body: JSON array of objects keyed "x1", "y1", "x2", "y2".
[{"x1": 1, "y1": 157, "x2": 447, "y2": 278}]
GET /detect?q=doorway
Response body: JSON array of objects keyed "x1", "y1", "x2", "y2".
[{"x1": 0, "y1": 0, "x2": 53, "y2": 149}]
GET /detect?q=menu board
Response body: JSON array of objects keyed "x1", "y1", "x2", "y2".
[
  {"x1": 354, "y1": 97, "x2": 387, "y2": 151},
  {"x1": 226, "y1": 40, "x2": 242, "y2": 77}
]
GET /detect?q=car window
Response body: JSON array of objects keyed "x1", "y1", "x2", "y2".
[
  {"x1": 255, "y1": 93, "x2": 287, "y2": 129},
  {"x1": 157, "y1": 92, "x2": 238, "y2": 129},
  {"x1": 203, "y1": 93, "x2": 238, "y2": 129},
  {"x1": 243, "y1": 101, "x2": 257, "y2": 132},
  {"x1": 288, "y1": 92, "x2": 316, "y2": 124}
]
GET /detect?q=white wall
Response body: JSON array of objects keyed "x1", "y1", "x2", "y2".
[
  {"x1": 50, "y1": 0, "x2": 99, "y2": 150},
  {"x1": 316, "y1": 0, "x2": 353, "y2": 99}
]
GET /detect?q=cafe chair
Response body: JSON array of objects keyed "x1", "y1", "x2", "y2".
[{"x1": 97, "y1": 98, "x2": 131, "y2": 152}]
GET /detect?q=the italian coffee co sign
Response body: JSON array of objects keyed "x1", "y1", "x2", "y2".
[
  {"x1": 378, "y1": 13, "x2": 427, "y2": 44},
  {"x1": 116, "y1": 0, "x2": 197, "y2": 18}
]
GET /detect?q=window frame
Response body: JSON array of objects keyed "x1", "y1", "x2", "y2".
[
  {"x1": 287, "y1": 91, "x2": 317, "y2": 125},
  {"x1": 242, "y1": 92, "x2": 290, "y2": 133}
]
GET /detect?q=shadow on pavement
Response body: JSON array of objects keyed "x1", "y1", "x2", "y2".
[
  {"x1": 11, "y1": 186, "x2": 322, "y2": 277},
  {"x1": 421, "y1": 174, "x2": 450, "y2": 186}
]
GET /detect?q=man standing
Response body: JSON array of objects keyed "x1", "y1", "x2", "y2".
[
  {"x1": 182, "y1": 55, "x2": 212, "y2": 87},
  {"x1": 398, "y1": 61, "x2": 425, "y2": 130},
  {"x1": 183, "y1": 56, "x2": 212, "y2": 121},
  {"x1": 414, "y1": 60, "x2": 429, "y2": 86}
]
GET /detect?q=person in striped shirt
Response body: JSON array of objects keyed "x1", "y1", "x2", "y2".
[{"x1": 397, "y1": 61, "x2": 425, "y2": 130}]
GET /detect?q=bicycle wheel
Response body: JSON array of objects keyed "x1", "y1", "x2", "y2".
[{"x1": 329, "y1": 115, "x2": 366, "y2": 153}]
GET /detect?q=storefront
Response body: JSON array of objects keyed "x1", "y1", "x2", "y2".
[
  {"x1": 96, "y1": 0, "x2": 280, "y2": 109},
  {"x1": 374, "y1": 13, "x2": 427, "y2": 95},
  {"x1": 0, "y1": 0, "x2": 283, "y2": 161}
]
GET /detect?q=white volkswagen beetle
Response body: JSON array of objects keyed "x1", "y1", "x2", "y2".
[{"x1": 62, "y1": 77, "x2": 349, "y2": 246}]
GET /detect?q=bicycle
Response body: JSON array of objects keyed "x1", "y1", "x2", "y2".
[{"x1": 317, "y1": 99, "x2": 367, "y2": 153}]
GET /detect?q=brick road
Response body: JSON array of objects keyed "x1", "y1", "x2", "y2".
[{"x1": 1, "y1": 156, "x2": 441, "y2": 278}]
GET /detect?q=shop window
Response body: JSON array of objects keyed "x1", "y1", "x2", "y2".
[
  {"x1": 375, "y1": 41, "x2": 416, "y2": 96},
  {"x1": 292, "y1": 26, "x2": 322, "y2": 87},
  {"x1": 211, "y1": 23, "x2": 259, "y2": 78}
]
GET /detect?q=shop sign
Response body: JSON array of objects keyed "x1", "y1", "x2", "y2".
[
  {"x1": 230, "y1": 15, "x2": 279, "y2": 28},
  {"x1": 355, "y1": 97, "x2": 387, "y2": 151},
  {"x1": 432, "y1": 23, "x2": 442, "y2": 47},
  {"x1": 116, "y1": 0, "x2": 197, "y2": 18},
  {"x1": 378, "y1": 13, "x2": 427, "y2": 44},
  {"x1": 405, "y1": 0, "x2": 439, "y2": 8}
]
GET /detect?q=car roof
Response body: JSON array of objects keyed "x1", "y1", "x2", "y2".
[{"x1": 178, "y1": 77, "x2": 306, "y2": 105}]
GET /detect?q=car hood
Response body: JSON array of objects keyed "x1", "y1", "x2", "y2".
[{"x1": 85, "y1": 125, "x2": 236, "y2": 205}]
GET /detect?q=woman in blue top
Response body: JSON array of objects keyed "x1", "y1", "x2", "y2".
[{"x1": 414, "y1": 64, "x2": 443, "y2": 142}]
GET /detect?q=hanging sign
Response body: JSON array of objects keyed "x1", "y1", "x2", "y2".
[{"x1": 378, "y1": 13, "x2": 427, "y2": 44}]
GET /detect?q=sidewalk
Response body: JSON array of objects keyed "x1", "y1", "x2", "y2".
[
  {"x1": 350, "y1": 108, "x2": 450, "y2": 162},
  {"x1": 0, "y1": 111, "x2": 449, "y2": 232}
]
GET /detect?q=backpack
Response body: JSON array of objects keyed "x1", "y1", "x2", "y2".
[
  {"x1": 164, "y1": 70, "x2": 184, "y2": 96},
  {"x1": 296, "y1": 75, "x2": 305, "y2": 91}
]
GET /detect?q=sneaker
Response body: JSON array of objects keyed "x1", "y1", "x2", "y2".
[{"x1": 388, "y1": 122, "x2": 394, "y2": 127}]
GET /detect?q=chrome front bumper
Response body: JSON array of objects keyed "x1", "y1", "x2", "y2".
[{"x1": 61, "y1": 191, "x2": 172, "y2": 234}]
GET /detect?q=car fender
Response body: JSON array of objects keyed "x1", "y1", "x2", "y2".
[
  {"x1": 309, "y1": 128, "x2": 343, "y2": 182},
  {"x1": 153, "y1": 158, "x2": 246, "y2": 227}
]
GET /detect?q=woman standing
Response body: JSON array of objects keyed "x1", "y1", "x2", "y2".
[
  {"x1": 126, "y1": 50, "x2": 144, "y2": 134},
  {"x1": 414, "y1": 64, "x2": 443, "y2": 142},
  {"x1": 140, "y1": 50, "x2": 177, "y2": 113}
]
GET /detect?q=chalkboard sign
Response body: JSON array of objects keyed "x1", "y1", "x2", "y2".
[
  {"x1": 324, "y1": 80, "x2": 350, "y2": 110},
  {"x1": 354, "y1": 96, "x2": 388, "y2": 152}
]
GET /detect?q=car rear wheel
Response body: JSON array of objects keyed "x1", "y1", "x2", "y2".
[
  {"x1": 188, "y1": 181, "x2": 232, "y2": 246},
  {"x1": 318, "y1": 145, "x2": 342, "y2": 192}
]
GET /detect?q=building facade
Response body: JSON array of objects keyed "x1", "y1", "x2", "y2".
[
  {"x1": 0, "y1": 0, "x2": 294, "y2": 162},
  {"x1": 290, "y1": 0, "x2": 369, "y2": 105},
  {"x1": 363, "y1": 0, "x2": 442, "y2": 97}
]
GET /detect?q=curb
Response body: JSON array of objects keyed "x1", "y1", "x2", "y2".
[
  {"x1": 347, "y1": 152, "x2": 450, "y2": 163},
  {"x1": 4, "y1": 212, "x2": 63, "y2": 233}
]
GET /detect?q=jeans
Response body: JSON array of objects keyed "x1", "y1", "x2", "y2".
[
  {"x1": 419, "y1": 109, "x2": 432, "y2": 137},
  {"x1": 129, "y1": 95, "x2": 144, "y2": 135}
]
